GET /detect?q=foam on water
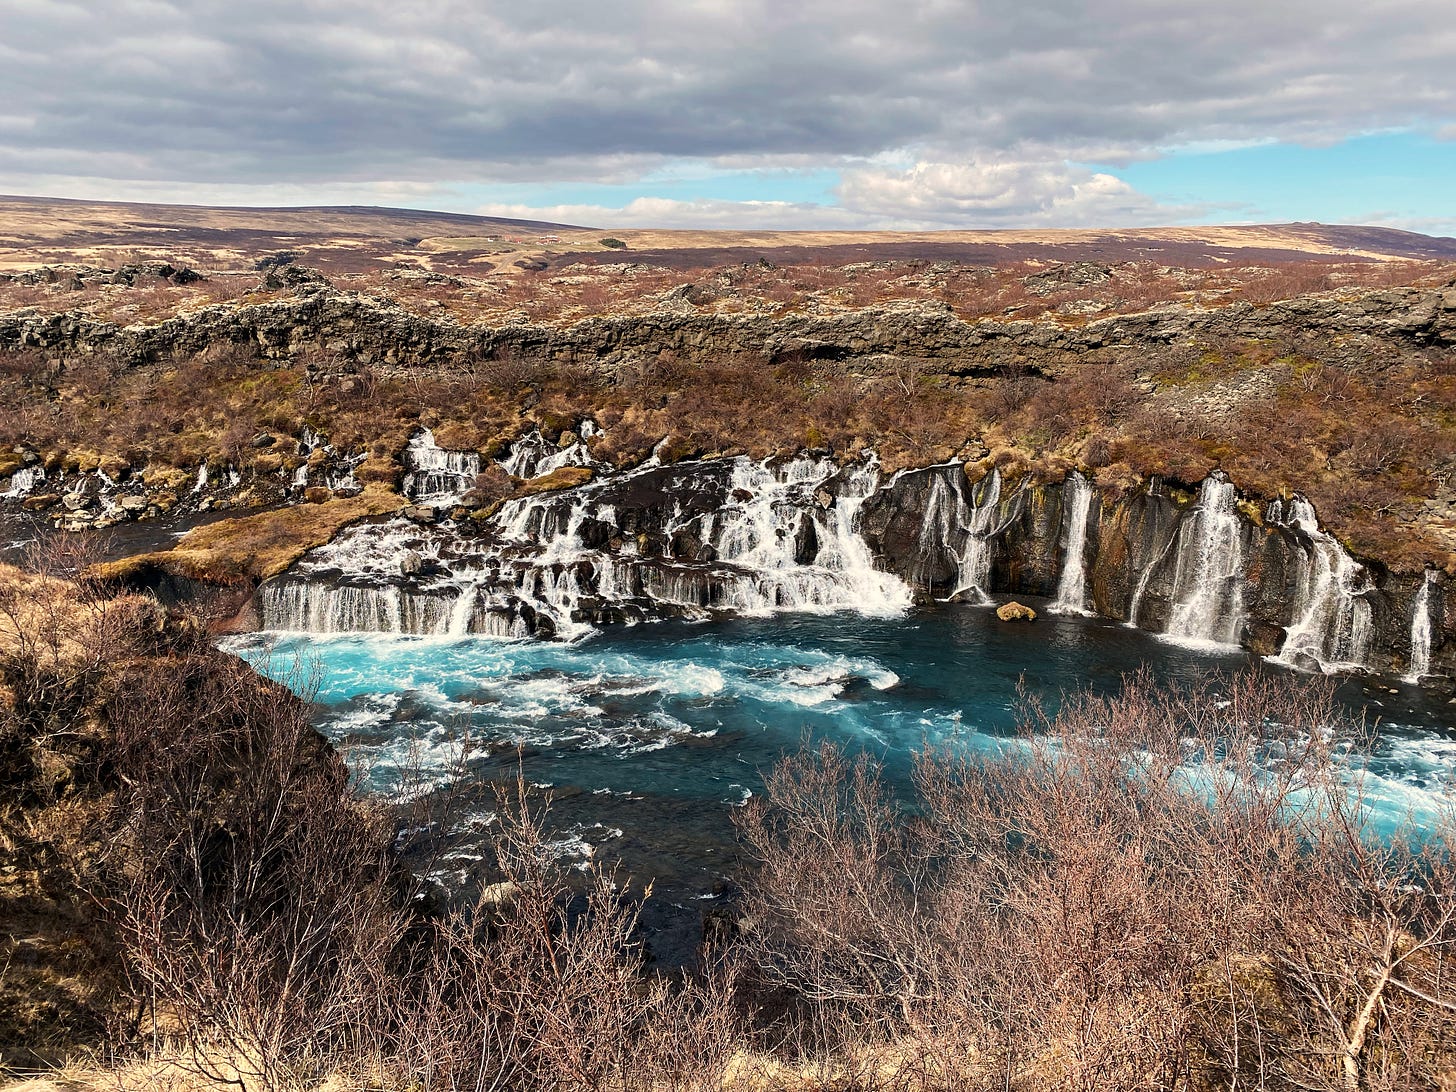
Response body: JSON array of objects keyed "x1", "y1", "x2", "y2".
[
  {"x1": 260, "y1": 451, "x2": 913, "y2": 640},
  {"x1": 225, "y1": 599, "x2": 1456, "y2": 910}
]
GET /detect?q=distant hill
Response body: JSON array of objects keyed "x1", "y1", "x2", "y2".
[{"x1": 3, "y1": 194, "x2": 1454, "y2": 277}]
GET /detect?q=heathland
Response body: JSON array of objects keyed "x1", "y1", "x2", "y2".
[{"x1": 2, "y1": 200, "x2": 1456, "y2": 1089}]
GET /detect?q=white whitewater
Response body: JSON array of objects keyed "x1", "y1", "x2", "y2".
[
  {"x1": 402, "y1": 428, "x2": 481, "y2": 504},
  {"x1": 260, "y1": 451, "x2": 912, "y2": 639},
  {"x1": 1269, "y1": 496, "x2": 1374, "y2": 672},
  {"x1": 1049, "y1": 471, "x2": 1095, "y2": 615},
  {"x1": 1160, "y1": 475, "x2": 1246, "y2": 647},
  {"x1": 498, "y1": 427, "x2": 595, "y2": 480},
  {"x1": 1404, "y1": 571, "x2": 1436, "y2": 683},
  {"x1": 0, "y1": 466, "x2": 45, "y2": 499},
  {"x1": 914, "y1": 466, "x2": 1013, "y2": 604},
  {"x1": 702, "y1": 455, "x2": 911, "y2": 615}
]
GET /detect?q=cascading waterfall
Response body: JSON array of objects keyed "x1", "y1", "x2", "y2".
[
  {"x1": 700, "y1": 455, "x2": 911, "y2": 614},
  {"x1": 950, "y1": 470, "x2": 1005, "y2": 603},
  {"x1": 1, "y1": 466, "x2": 45, "y2": 499},
  {"x1": 402, "y1": 428, "x2": 481, "y2": 504},
  {"x1": 1159, "y1": 475, "x2": 1247, "y2": 647},
  {"x1": 1404, "y1": 571, "x2": 1437, "y2": 683},
  {"x1": 912, "y1": 466, "x2": 1015, "y2": 603},
  {"x1": 286, "y1": 427, "x2": 363, "y2": 497},
  {"x1": 498, "y1": 427, "x2": 595, "y2": 479},
  {"x1": 258, "y1": 452, "x2": 911, "y2": 639},
  {"x1": 1049, "y1": 471, "x2": 1095, "y2": 615},
  {"x1": 1269, "y1": 496, "x2": 1375, "y2": 672},
  {"x1": 241, "y1": 438, "x2": 1440, "y2": 683}
]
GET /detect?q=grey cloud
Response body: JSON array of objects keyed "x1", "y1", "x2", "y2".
[
  {"x1": 0, "y1": 0, "x2": 1453, "y2": 232},
  {"x1": 1, "y1": 0, "x2": 1453, "y2": 186}
]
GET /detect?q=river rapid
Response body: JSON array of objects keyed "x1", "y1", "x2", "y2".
[{"x1": 223, "y1": 599, "x2": 1456, "y2": 962}]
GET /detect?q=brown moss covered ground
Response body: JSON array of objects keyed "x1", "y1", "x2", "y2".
[
  {"x1": 92, "y1": 486, "x2": 405, "y2": 587},
  {"x1": 4, "y1": 313, "x2": 1454, "y2": 574}
]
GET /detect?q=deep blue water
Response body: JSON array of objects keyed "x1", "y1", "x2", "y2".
[{"x1": 223, "y1": 601, "x2": 1456, "y2": 928}]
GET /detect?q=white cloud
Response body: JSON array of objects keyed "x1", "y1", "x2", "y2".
[
  {"x1": 473, "y1": 197, "x2": 866, "y2": 231},
  {"x1": 472, "y1": 159, "x2": 1203, "y2": 231},
  {"x1": 0, "y1": 0, "x2": 1453, "y2": 226},
  {"x1": 836, "y1": 160, "x2": 1200, "y2": 227}
]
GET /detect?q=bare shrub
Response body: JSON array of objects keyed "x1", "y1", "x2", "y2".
[
  {"x1": 376, "y1": 782, "x2": 738, "y2": 1092},
  {"x1": 101, "y1": 652, "x2": 407, "y2": 1089},
  {"x1": 737, "y1": 671, "x2": 1456, "y2": 1091}
]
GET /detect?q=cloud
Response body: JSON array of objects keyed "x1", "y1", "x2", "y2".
[
  {"x1": 836, "y1": 160, "x2": 1204, "y2": 228},
  {"x1": 472, "y1": 159, "x2": 1204, "y2": 230},
  {"x1": 474, "y1": 197, "x2": 865, "y2": 231},
  {"x1": 0, "y1": 0, "x2": 1453, "y2": 223}
]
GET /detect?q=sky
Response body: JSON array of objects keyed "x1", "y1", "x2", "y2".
[{"x1": 1, "y1": 0, "x2": 1454, "y2": 234}]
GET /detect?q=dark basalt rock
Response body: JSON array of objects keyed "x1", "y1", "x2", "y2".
[{"x1": 3, "y1": 281, "x2": 1452, "y2": 377}]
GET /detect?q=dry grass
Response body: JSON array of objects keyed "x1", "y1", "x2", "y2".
[
  {"x1": 5, "y1": 561, "x2": 1456, "y2": 1090},
  {"x1": 93, "y1": 486, "x2": 404, "y2": 586}
]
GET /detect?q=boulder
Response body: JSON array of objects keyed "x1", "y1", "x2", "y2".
[
  {"x1": 996, "y1": 601, "x2": 1037, "y2": 622},
  {"x1": 479, "y1": 881, "x2": 520, "y2": 913}
]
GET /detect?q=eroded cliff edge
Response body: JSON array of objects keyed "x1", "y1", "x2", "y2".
[
  {"x1": 4, "y1": 271, "x2": 1456, "y2": 685},
  {"x1": 4, "y1": 278, "x2": 1455, "y2": 378}
]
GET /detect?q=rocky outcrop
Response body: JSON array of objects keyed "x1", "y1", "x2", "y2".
[
  {"x1": 249, "y1": 432, "x2": 1456, "y2": 688},
  {"x1": 864, "y1": 466, "x2": 1450, "y2": 684},
  {"x1": 996, "y1": 601, "x2": 1037, "y2": 622},
  {"x1": 3, "y1": 281, "x2": 1454, "y2": 379}
]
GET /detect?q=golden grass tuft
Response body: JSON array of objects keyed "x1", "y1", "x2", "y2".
[
  {"x1": 517, "y1": 465, "x2": 593, "y2": 495},
  {"x1": 91, "y1": 486, "x2": 405, "y2": 586}
]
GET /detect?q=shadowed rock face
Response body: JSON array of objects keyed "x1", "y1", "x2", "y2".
[
  {"x1": 864, "y1": 466, "x2": 1442, "y2": 682},
  {"x1": 255, "y1": 440, "x2": 1455, "y2": 688},
  {"x1": 3, "y1": 281, "x2": 1454, "y2": 379}
]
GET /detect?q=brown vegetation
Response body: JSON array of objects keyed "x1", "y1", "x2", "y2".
[
  {"x1": 3, "y1": 561, "x2": 1454, "y2": 1090},
  {"x1": 736, "y1": 674, "x2": 1456, "y2": 1091},
  {"x1": 4, "y1": 250, "x2": 1452, "y2": 331},
  {"x1": 92, "y1": 485, "x2": 405, "y2": 586},
  {"x1": 4, "y1": 309, "x2": 1456, "y2": 571}
]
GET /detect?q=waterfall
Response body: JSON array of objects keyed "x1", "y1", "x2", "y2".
[
  {"x1": 1, "y1": 466, "x2": 45, "y2": 499},
  {"x1": 674, "y1": 454, "x2": 910, "y2": 615},
  {"x1": 257, "y1": 453, "x2": 912, "y2": 639},
  {"x1": 1158, "y1": 475, "x2": 1247, "y2": 647},
  {"x1": 913, "y1": 466, "x2": 1014, "y2": 604},
  {"x1": 191, "y1": 462, "x2": 209, "y2": 494},
  {"x1": 1269, "y1": 496, "x2": 1375, "y2": 672},
  {"x1": 950, "y1": 470, "x2": 1005, "y2": 603},
  {"x1": 1049, "y1": 471, "x2": 1095, "y2": 615},
  {"x1": 1404, "y1": 571, "x2": 1437, "y2": 683},
  {"x1": 812, "y1": 458, "x2": 908, "y2": 615},
  {"x1": 402, "y1": 428, "x2": 480, "y2": 504},
  {"x1": 498, "y1": 427, "x2": 595, "y2": 480},
  {"x1": 261, "y1": 579, "x2": 457, "y2": 635},
  {"x1": 327, "y1": 451, "x2": 366, "y2": 495},
  {"x1": 284, "y1": 427, "x2": 364, "y2": 497}
]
